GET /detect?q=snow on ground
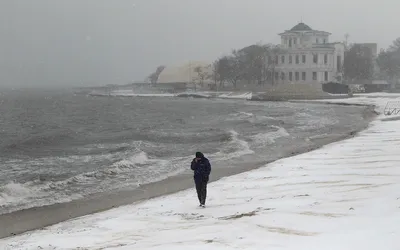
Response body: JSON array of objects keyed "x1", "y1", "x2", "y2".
[
  {"x1": 2, "y1": 95, "x2": 400, "y2": 250},
  {"x1": 312, "y1": 93, "x2": 400, "y2": 119}
]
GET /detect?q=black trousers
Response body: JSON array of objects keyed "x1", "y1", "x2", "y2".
[{"x1": 195, "y1": 176, "x2": 208, "y2": 205}]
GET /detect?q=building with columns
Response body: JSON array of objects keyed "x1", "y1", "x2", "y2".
[{"x1": 273, "y1": 22, "x2": 345, "y2": 84}]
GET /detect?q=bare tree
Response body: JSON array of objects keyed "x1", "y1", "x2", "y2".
[
  {"x1": 389, "y1": 37, "x2": 400, "y2": 52},
  {"x1": 378, "y1": 38, "x2": 400, "y2": 85},
  {"x1": 230, "y1": 43, "x2": 283, "y2": 86},
  {"x1": 209, "y1": 62, "x2": 219, "y2": 86},
  {"x1": 211, "y1": 57, "x2": 231, "y2": 89},
  {"x1": 225, "y1": 55, "x2": 242, "y2": 88},
  {"x1": 193, "y1": 66, "x2": 209, "y2": 87},
  {"x1": 343, "y1": 44, "x2": 374, "y2": 81},
  {"x1": 146, "y1": 65, "x2": 166, "y2": 84},
  {"x1": 264, "y1": 45, "x2": 284, "y2": 85}
]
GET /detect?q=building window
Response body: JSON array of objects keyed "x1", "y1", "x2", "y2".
[
  {"x1": 323, "y1": 39, "x2": 327, "y2": 44},
  {"x1": 289, "y1": 39, "x2": 292, "y2": 47},
  {"x1": 302, "y1": 72, "x2": 306, "y2": 81},
  {"x1": 302, "y1": 55, "x2": 306, "y2": 64},
  {"x1": 324, "y1": 71, "x2": 328, "y2": 81},
  {"x1": 313, "y1": 54, "x2": 318, "y2": 64},
  {"x1": 275, "y1": 55, "x2": 279, "y2": 64},
  {"x1": 296, "y1": 55, "x2": 299, "y2": 64},
  {"x1": 324, "y1": 54, "x2": 328, "y2": 64},
  {"x1": 289, "y1": 55, "x2": 292, "y2": 64},
  {"x1": 313, "y1": 72, "x2": 317, "y2": 81},
  {"x1": 289, "y1": 72, "x2": 293, "y2": 81},
  {"x1": 295, "y1": 72, "x2": 299, "y2": 81},
  {"x1": 275, "y1": 72, "x2": 279, "y2": 81},
  {"x1": 281, "y1": 55, "x2": 285, "y2": 64},
  {"x1": 316, "y1": 38, "x2": 319, "y2": 44},
  {"x1": 281, "y1": 72, "x2": 285, "y2": 80},
  {"x1": 294, "y1": 38, "x2": 297, "y2": 45}
]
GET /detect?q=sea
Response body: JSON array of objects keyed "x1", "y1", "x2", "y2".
[{"x1": 0, "y1": 88, "x2": 370, "y2": 215}]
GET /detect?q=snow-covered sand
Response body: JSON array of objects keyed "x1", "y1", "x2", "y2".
[{"x1": 2, "y1": 94, "x2": 400, "y2": 250}]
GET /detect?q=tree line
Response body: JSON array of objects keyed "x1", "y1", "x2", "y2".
[
  {"x1": 206, "y1": 44, "x2": 284, "y2": 88},
  {"x1": 377, "y1": 38, "x2": 400, "y2": 83},
  {"x1": 146, "y1": 43, "x2": 284, "y2": 88},
  {"x1": 147, "y1": 37, "x2": 400, "y2": 88},
  {"x1": 343, "y1": 38, "x2": 400, "y2": 84}
]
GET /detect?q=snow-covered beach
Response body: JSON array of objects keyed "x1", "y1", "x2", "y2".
[{"x1": 2, "y1": 94, "x2": 400, "y2": 250}]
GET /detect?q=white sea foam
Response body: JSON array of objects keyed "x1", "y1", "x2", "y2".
[
  {"x1": 105, "y1": 90, "x2": 252, "y2": 100},
  {"x1": 111, "y1": 151, "x2": 149, "y2": 169},
  {"x1": 0, "y1": 182, "x2": 42, "y2": 206},
  {"x1": 217, "y1": 92, "x2": 253, "y2": 100},
  {"x1": 214, "y1": 130, "x2": 254, "y2": 160},
  {"x1": 0, "y1": 181, "x2": 82, "y2": 215},
  {"x1": 252, "y1": 126, "x2": 290, "y2": 145},
  {"x1": 0, "y1": 150, "x2": 192, "y2": 214}
]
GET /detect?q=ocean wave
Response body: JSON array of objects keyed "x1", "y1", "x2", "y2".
[
  {"x1": 139, "y1": 129, "x2": 233, "y2": 144},
  {"x1": 0, "y1": 150, "x2": 160, "y2": 214},
  {"x1": 95, "y1": 90, "x2": 252, "y2": 100},
  {"x1": 217, "y1": 92, "x2": 252, "y2": 100},
  {"x1": 229, "y1": 111, "x2": 254, "y2": 119},
  {"x1": 0, "y1": 182, "x2": 43, "y2": 206},
  {"x1": 90, "y1": 90, "x2": 175, "y2": 98},
  {"x1": 1, "y1": 128, "x2": 257, "y2": 213},
  {"x1": 176, "y1": 93, "x2": 211, "y2": 99},
  {"x1": 227, "y1": 111, "x2": 284, "y2": 128},
  {"x1": 0, "y1": 128, "x2": 269, "y2": 214},
  {"x1": 213, "y1": 130, "x2": 254, "y2": 160},
  {"x1": 295, "y1": 112, "x2": 338, "y2": 130},
  {"x1": 0, "y1": 181, "x2": 82, "y2": 215},
  {"x1": 4, "y1": 129, "x2": 76, "y2": 151},
  {"x1": 251, "y1": 126, "x2": 290, "y2": 146}
]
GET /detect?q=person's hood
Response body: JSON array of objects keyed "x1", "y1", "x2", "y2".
[{"x1": 195, "y1": 152, "x2": 204, "y2": 158}]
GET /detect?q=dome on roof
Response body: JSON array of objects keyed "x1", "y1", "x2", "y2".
[{"x1": 290, "y1": 22, "x2": 313, "y2": 31}]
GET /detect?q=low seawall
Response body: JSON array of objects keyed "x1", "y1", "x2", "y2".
[{"x1": 249, "y1": 83, "x2": 350, "y2": 101}]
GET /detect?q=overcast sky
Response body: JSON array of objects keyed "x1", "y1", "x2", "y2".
[{"x1": 1, "y1": 0, "x2": 399, "y2": 87}]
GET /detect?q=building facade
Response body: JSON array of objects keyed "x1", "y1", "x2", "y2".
[{"x1": 273, "y1": 22, "x2": 345, "y2": 84}]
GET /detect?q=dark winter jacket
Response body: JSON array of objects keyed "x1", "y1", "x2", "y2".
[{"x1": 191, "y1": 154, "x2": 211, "y2": 181}]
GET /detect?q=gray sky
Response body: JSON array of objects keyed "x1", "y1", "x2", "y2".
[{"x1": 1, "y1": 0, "x2": 399, "y2": 87}]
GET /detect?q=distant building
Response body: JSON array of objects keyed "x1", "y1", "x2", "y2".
[
  {"x1": 274, "y1": 22, "x2": 345, "y2": 84},
  {"x1": 157, "y1": 61, "x2": 212, "y2": 84}
]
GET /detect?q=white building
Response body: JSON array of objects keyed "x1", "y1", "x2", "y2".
[{"x1": 274, "y1": 22, "x2": 345, "y2": 84}]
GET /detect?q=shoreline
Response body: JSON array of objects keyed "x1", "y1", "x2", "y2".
[{"x1": 0, "y1": 103, "x2": 377, "y2": 240}]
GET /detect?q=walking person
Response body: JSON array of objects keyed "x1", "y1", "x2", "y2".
[{"x1": 190, "y1": 152, "x2": 211, "y2": 207}]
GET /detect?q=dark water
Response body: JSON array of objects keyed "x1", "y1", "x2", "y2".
[{"x1": 0, "y1": 89, "x2": 368, "y2": 214}]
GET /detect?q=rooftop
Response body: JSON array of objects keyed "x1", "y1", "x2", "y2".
[
  {"x1": 279, "y1": 22, "x2": 331, "y2": 36},
  {"x1": 290, "y1": 22, "x2": 313, "y2": 31}
]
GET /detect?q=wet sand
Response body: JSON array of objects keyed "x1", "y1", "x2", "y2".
[{"x1": 0, "y1": 104, "x2": 377, "y2": 240}]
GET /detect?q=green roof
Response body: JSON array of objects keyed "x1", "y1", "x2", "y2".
[{"x1": 290, "y1": 22, "x2": 313, "y2": 31}]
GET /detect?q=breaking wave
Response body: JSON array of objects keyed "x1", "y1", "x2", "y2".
[
  {"x1": 0, "y1": 181, "x2": 82, "y2": 215},
  {"x1": 214, "y1": 130, "x2": 254, "y2": 160},
  {"x1": 252, "y1": 126, "x2": 290, "y2": 146}
]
